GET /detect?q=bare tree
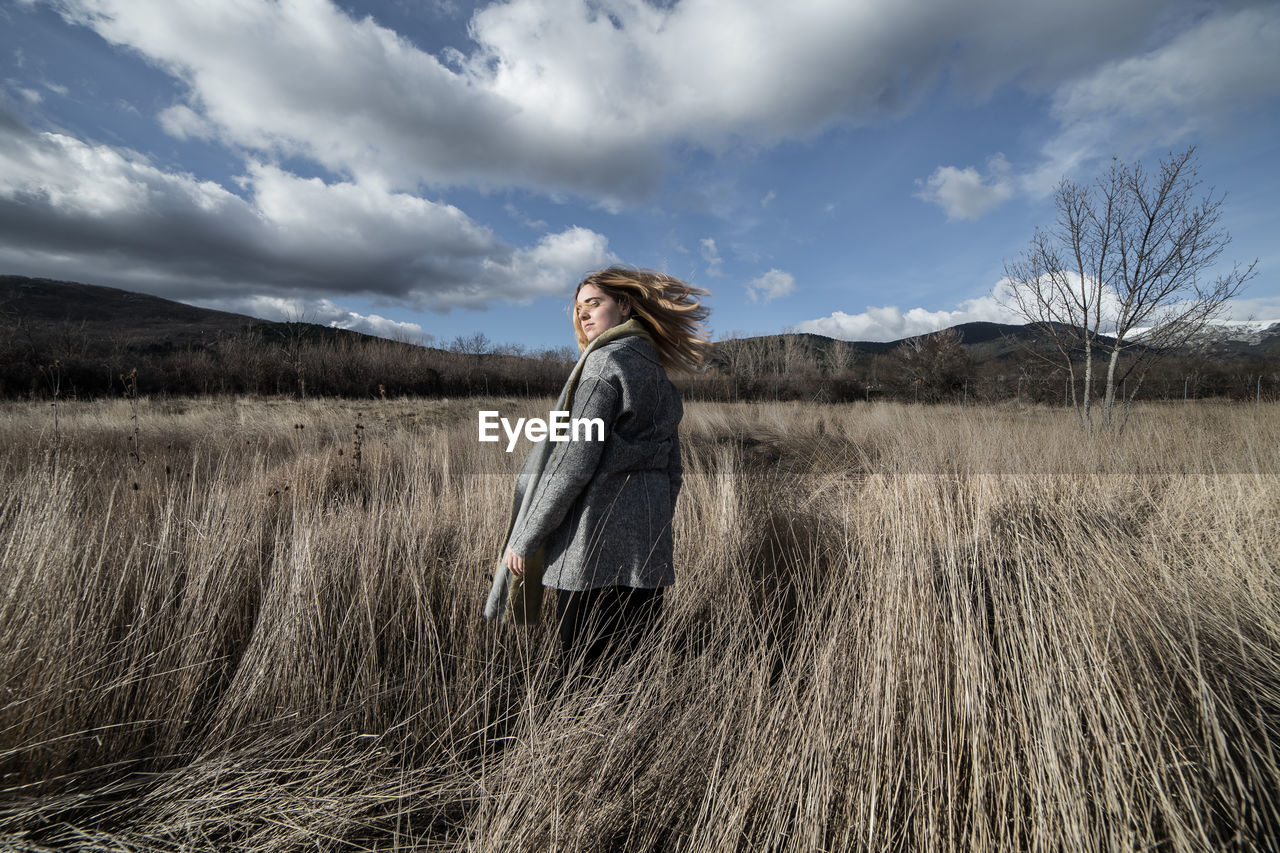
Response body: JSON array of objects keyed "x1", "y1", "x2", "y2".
[
  {"x1": 490, "y1": 341, "x2": 527, "y2": 357},
  {"x1": 824, "y1": 338, "x2": 851, "y2": 376},
  {"x1": 781, "y1": 334, "x2": 813, "y2": 379},
  {"x1": 534, "y1": 345, "x2": 578, "y2": 365},
  {"x1": 279, "y1": 310, "x2": 318, "y2": 399},
  {"x1": 0, "y1": 300, "x2": 24, "y2": 362},
  {"x1": 449, "y1": 331, "x2": 493, "y2": 356},
  {"x1": 891, "y1": 328, "x2": 971, "y2": 402},
  {"x1": 1003, "y1": 146, "x2": 1256, "y2": 426},
  {"x1": 713, "y1": 331, "x2": 766, "y2": 401}
]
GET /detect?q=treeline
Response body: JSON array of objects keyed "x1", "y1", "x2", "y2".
[
  {"x1": 0, "y1": 323, "x2": 577, "y2": 400},
  {"x1": 696, "y1": 329, "x2": 1280, "y2": 404},
  {"x1": 3, "y1": 319, "x2": 1277, "y2": 404}
]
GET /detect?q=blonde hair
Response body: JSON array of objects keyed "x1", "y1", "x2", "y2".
[{"x1": 573, "y1": 267, "x2": 711, "y2": 373}]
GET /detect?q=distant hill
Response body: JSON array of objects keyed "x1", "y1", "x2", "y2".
[
  {"x1": 707, "y1": 320, "x2": 1075, "y2": 371},
  {"x1": 0, "y1": 275, "x2": 1044, "y2": 362},
  {"x1": 1, "y1": 275, "x2": 265, "y2": 347},
  {"x1": 6, "y1": 274, "x2": 1276, "y2": 365},
  {"x1": 0, "y1": 275, "x2": 426, "y2": 352},
  {"x1": 0, "y1": 275, "x2": 469, "y2": 398},
  {"x1": 2, "y1": 274, "x2": 1275, "y2": 403},
  {"x1": 712, "y1": 318, "x2": 1280, "y2": 366}
]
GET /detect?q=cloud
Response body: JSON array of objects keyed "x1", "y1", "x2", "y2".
[
  {"x1": 746, "y1": 269, "x2": 795, "y2": 304},
  {"x1": 792, "y1": 284, "x2": 1021, "y2": 341},
  {"x1": 1222, "y1": 294, "x2": 1280, "y2": 324},
  {"x1": 799, "y1": 266, "x2": 1275, "y2": 343},
  {"x1": 1028, "y1": 4, "x2": 1280, "y2": 194},
  {"x1": 47, "y1": 0, "x2": 663, "y2": 198},
  {"x1": 0, "y1": 117, "x2": 613, "y2": 310},
  {"x1": 760, "y1": 190, "x2": 776, "y2": 208},
  {"x1": 1053, "y1": 6, "x2": 1280, "y2": 132},
  {"x1": 483, "y1": 227, "x2": 616, "y2": 305},
  {"x1": 916, "y1": 153, "x2": 1013, "y2": 220},
  {"x1": 42, "y1": 0, "x2": 1201, "y2": 203},
  {"x1": 920, "y1": 6, "x2": 1280, "y2": 208},
  {"x1": 910, "y1": 5, "x2": 1280, "y2": 215},
  {"x1": 1058, "y1": 9, "x2": 1278, "y2": 117},
  {"x1": 791, "y1": 275, "x2": 1274, "y2": 342},
  {"x1": 504, "y1": 202, "x2": 547, "y2": 230},
  {"x1": 157, "y1": 103, "x2": 214, "y2": 140},
  {"x1": 201, "y1": 294, "x2": 433, "y2": 342},
  {"x1": 699, "y1": 237, "x2": 724, "y2": 277},
  {"x1": 333, "y1": 311, "x2": 430, "y2": 341}
]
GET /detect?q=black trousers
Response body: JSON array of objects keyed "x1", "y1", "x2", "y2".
[{"x1": 555, "y1": 585, "x2": 664, "y2": 674}]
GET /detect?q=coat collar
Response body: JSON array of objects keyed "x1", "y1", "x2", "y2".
[{"x1": 599, "y1": 333, "x2": 662, "y2": 365}]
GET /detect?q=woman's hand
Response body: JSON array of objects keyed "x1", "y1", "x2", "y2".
[{"x1": 504, "y1": 547, "x2": 526, "y2": 577}]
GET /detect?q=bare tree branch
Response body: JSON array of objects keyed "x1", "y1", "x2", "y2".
[{"x1": 1001, "y1": 146, "x2": 1257, "y2": 426}]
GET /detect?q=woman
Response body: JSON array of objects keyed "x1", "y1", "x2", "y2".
[{"x1": 484, "y1": 266, "x2": 709, "y2": 674}]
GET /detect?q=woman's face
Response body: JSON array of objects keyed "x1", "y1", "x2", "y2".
[{"x1": 576, "y1": 283, "x2": 629, "y2": 343}]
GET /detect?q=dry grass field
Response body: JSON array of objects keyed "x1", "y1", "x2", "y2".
[{"x1": 1, "y1": 397, "x2": 1277, "y2": 852}]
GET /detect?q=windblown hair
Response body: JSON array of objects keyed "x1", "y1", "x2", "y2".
[{"x1": 573, "y1": 267, "x2": 711, "y2": 373}]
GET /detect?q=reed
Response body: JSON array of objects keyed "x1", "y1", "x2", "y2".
[{"x1": 0, "y1": 398, "x2": 1276, "y2": 851}]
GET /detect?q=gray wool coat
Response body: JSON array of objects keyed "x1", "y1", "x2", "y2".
[{"x1": 507, "y1": 336, "x2": 683, "y2": 591}]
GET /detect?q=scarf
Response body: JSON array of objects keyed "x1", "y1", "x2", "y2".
[{"x1": 483, "y1": 318, "x2": 657, "y2": 624}]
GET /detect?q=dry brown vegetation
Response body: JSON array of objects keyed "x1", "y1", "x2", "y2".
[{"x1": 1, "y1": 397, "x2": 1277, "y2": 851}]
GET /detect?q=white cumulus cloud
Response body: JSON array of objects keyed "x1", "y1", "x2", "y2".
[
  {"x1": 482, "y1": 227, "x2": 617, "y2": 306},
  {"x1": 0, "y1": 120, "x2": 612, "y2": 310},
  {"x1": 333, "y1": 312, "x2": 430, "y2": 342},
  {"x1": 157, "y1": 103, "x2": 214, "y2": 140},
  {"x1": 42, "y1": 0, "x2": 1208, "y2": 202},
  {"x1": 746, "y1": 269, "x2": 796, "y2": 304},
  {"x1": 199, "y1": 294, "x2": 433, "y2": 342},
  {"x1": 1054, "y1": 6, "x2": 1280, "y2": 133},
  {"x1": 921, "y1": 5, "x2": 1280, "y2": 209},
  {"x1": 699, "y1": 237, "x2": 724, "y2": 277},
  {"x1": 791, "y1": 284, "x2": 1022, "y2": 341},
  {"x1": 916, "y1": 153, "x2": 1014, "y2": 220},
  {"x1": 1030, "y1": 4, "x2": 1280, "y2": 195}
]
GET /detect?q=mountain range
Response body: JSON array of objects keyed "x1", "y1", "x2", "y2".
[{"x1": 4, "y1": 274, "x2": 1278, "y2": 367}]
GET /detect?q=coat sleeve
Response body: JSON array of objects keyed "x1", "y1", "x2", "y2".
[
  {"x1": 506, "y1": 374, "x2": 619, "y2": 559},
  {"x1": 667, "y1": 429, "x2": 683, "y2": 509}
]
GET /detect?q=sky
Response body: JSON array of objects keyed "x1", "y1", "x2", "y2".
[{"x1": 1, "y1": 0, "x2": 1277, "y2": 351}]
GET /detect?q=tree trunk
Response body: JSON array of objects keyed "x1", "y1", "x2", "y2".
[
  {"x1": 1101, "y1": 342, "x2": 1123, "y2": 425},
  {"x1": 1065, "y1": 361, "x2": 1081, "y2": 423},
  {"x1": 1081, "y1": 336, "x2": 1093, "y2": 426}
]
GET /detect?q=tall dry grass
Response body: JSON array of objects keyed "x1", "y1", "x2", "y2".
[{"x1": 1, "y1": 397, "x2": 1277, "y2": 851}]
